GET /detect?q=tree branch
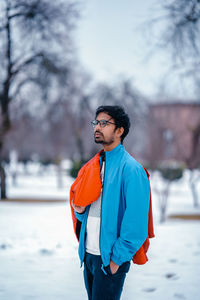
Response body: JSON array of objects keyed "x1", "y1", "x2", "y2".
[
  {"x1": 11, "y1": 52, "x2": 43, "y2": 79},
  {"x1": 11, "y1": 77, "x2": 38, "y2": 101}
]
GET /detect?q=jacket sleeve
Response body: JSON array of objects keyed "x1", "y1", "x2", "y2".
[
  {"x1": 75, "y1": 210, "x2": 87, "y2": 222},
  {"x1": 110, "y1": 165, "x2": 150, "y2": 266}
]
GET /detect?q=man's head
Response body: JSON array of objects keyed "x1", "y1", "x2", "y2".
[{"x1": 91, "y1": 105, "x2": 130, "y2": 148}]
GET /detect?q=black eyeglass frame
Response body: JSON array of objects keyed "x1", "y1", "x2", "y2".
[{"x1": 91, "y1": 118, "x2": 115, "y2": 128}]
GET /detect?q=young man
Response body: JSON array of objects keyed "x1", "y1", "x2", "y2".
[{"x1": 70, "y1": 105, "x2": 153, "y2": 300}]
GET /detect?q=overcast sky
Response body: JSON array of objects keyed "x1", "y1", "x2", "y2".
[{"x1": 75, "y1": 0, "x2": 197, "y2": 101}]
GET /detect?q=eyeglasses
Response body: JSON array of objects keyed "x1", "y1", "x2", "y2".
[{"x1": 91, "y1": 118, "x2": 115, "y2": 128}]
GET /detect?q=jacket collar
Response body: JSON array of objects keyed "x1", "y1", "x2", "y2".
[{"x1": 104, "y1": 143, "x2": 124, "y2": 159}]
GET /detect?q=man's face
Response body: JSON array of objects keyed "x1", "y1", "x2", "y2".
[{"x1": 93, "y1": 112, "x2": 118, "y2": 145}]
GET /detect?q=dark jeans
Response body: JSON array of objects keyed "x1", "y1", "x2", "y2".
[{"x1": 83, "y1": 252, "x2": 131, "y2": 300}]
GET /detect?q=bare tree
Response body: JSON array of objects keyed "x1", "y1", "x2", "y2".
[
  {"x1": 156, "y1": 1, "x2": 200, "y2": 58},
  {"x1": 147, "y1": 0, "x2": 200, "y2": 94},
  {"x1": 153, "y1": 177, "x2": 171, "y2": 223},
  {"x1": 0, "y1": 0, "x2": 80, "y2": 199},
  {"x1": 4, "y1": 66, "x2": 94, "y2": 175}
]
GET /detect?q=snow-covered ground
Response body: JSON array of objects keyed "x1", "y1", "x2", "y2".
[
  {"x1": 6, "y1": 161, "x2": 74, "y2": 201},
  {"x1": 0, "y1": 164, "x2": 200, "y2": 300}
]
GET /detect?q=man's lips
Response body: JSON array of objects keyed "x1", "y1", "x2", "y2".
[{"x1": 95, "y1": 132, "x2": 102, "y2": 137}]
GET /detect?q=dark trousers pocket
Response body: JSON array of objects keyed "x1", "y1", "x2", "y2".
[
  {"x1": 106, "y1": 261, "x2": 131, "y2": 276},
  {"x1": 83, "y1": 253, "x2": 130, "y2": 300}
]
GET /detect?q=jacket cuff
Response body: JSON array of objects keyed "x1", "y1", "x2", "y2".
[{"x1": 110, "y1": 253, "x2": 123, "y2": 266}]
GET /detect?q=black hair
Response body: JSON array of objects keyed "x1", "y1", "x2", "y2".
[{"x1": 95, "y1": 105, "x2": 131, "y2": 143}]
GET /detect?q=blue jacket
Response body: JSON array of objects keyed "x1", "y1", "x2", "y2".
[{"x1": 75, "y1": 143, "x2": 150, "y2": 270}]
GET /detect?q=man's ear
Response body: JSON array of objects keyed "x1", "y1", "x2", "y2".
[{"x1": 116, "y1": 127, "x2": 124, "y2": 138}]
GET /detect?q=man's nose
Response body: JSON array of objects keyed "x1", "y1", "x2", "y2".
[{"x1": 94, "y1": 122, "x2": 101, "y2": 131}]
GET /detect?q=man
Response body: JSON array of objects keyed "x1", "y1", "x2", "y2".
[{"x1": 70, "y1": 105, "x2": 154, "y2": 300}]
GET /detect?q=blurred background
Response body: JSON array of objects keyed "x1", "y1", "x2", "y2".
[{"x1": 0, "y1": 0, "x2": 200, "y2": 299}]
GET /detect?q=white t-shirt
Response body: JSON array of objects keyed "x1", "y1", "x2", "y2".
[{"x1": 85, "y1": 159, "x2": 105, "y2": 255}]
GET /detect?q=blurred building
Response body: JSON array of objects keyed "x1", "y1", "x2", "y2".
[{"x1": 147, "y1": 102, "x2": 200, "y2": 168}]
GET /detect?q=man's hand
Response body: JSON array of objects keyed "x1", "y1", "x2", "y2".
[
  {"x1": 109, "y1": 260, "x2": 119, "y2": 275},
  {"x1": 71, "y1": 198, "x2": 86, "y2": 214}
]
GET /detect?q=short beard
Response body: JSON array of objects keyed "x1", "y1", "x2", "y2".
[
  {"x1": 94, "y1": 128, "x2": 116, "y2": 145},
  {"x1": 94, "y1": 137, "x2": 114, "y2": 145}
]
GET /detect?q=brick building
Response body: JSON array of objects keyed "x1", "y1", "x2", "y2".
[{"x1": 147, "y1": 102, "x2": 200, "y2": 168}]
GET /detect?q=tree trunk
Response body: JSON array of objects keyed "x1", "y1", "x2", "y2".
[
  {"x1": 76, "y1": 134, "x2": 85, "y2": 162},
  {"x1": 189, "y1": 171, "x2": 199, "y2": 208},
  {"x1": 155, "y1": 180, "x2": 171, "y2": 223},
  {"x1": 0, "y1": 104, "x2": 10, "y2": 200},
  {"x1": 0, "y1": 5, "x2": 11, "y2": 200},
  {"x1": 0, "y1": 161, "x2": 6, "y2": 199},
  {"x1": 56, "y1": 160, "x2": 63, "y2": 189}
]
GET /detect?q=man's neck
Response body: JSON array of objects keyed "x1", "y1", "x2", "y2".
[{"x1": 103, "y1": 141, "x2": 121, "y2": 152}]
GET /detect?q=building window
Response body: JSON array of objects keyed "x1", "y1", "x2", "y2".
[{"x1": 163, "y1": 129, "x2": 174, "y2": 158}]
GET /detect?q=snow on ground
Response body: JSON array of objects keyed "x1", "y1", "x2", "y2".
[
  {"x1": 0, "y1": 164, "x2": 200, "y2": 299},
  {"x1": 6, "y1": 162, "x2": 74, "y2": 200}
]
